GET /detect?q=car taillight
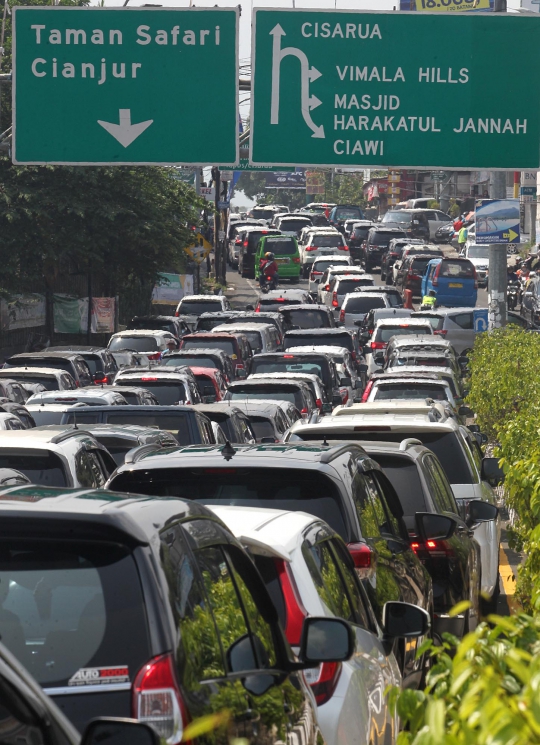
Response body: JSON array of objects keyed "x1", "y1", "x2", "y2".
[
  {"x1": 347, "y1": 542, "x2": 375, "y2": 580},
  {"x1": 361, "y1": 379, "x2": 374, "y2": 402},
  {"x1": 434, "y1": 329, "x2": 447, "y2": 336},
  {"x1": 93, "y1": 378, "x2": 108, "y2": 385},
  {"x1": 301, "y1": 407, "x2": 308, "y2": 415},
  {"x1": 132, "y1": 654, "x2": 189, "y2": 745},
  {"x1": 370, "y1": 341, "x2": 386, "y2": 350},
  {"x1": 410, "y1": 538, "x2": 455, "y2": 560},
  {"x1": 338, "y1": 245, "x2": 349, "y2": 251},
  {"x1": 293, "y1": 257, "x2": 301, "y2": 263},
  {"x1": 275, "y1": 559, "x2": 306, "y2": 645},
  {"x1": 174, "y1": 311, "x2": 179, "y2": 317},
  {"x1": 324, "y1": 284, "x2": 330, "y2": 291},
  {"x1": 339, "y1": 309, "x2": 345, "y2": 323},
  {"x1": 141, "y1": 376, "x2": 158, "y2": 381},
  {"x1": 332, "y1": 292, "x2": 338, "y2": 308},
  {"x1": 243, "y1": 241, "x2": 248, "y2": 247},
  {"x1": 315, "y1": 398, "x2": 323, "y2": 410},
  {"x1": 147, "y1": 352, "x2": 161, "y2": 361},
  {"x1": 255, "y1": 304, "x2": 260, "y2": 312},
  {"x1": 432, "y1": 264, "x2": 440, "y2": 287},
  {"x1": 303, "y1": 662, "x2": 342, "y2": 706},
  {"x1": 236, "y1": 363, "x2": 244, "y2": 370},
  {"x1": 305, "y1": 246, "x2": 318, "y2": 252}
]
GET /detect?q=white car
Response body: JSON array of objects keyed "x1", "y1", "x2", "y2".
[
  {"x1": 286, "y1": 403, "x2": 502, "y2": 609},
  {"x1": 317, "y1": 267, "x2": 371, "y2": 307},
  {"x1": 107, "y1": 329, "x2": 177, "y2": 365},
  {"x1": 299, "y1": 228, "x2": 349, "y2": 277},
  {"x1": 175, "y1": 294, "x2": 231, "y2": 319},
  {"x1": 210, "y1": 505, "x2": 429, "y2": 745},
  {"x1": 460, "y1": 244, "x2": 489, "y2": 286},
  {"x1": 308, "y1": 256, "x2": 352, "y2": 295}
]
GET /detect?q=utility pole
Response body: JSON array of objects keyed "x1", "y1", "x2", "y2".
[
  {"x1": 487, "y1": 171, "x2": 507, "y2": 329},
  {"x1": 211, "y1": 167, "x2": 225, "y2": 287},
  {"x1": 0, "y1": 0, "x2": 9, "y2": 133}
]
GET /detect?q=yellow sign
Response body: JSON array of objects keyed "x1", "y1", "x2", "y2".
[
  {"x1": 415, "y1": 0, "x2": 490, "y2": 11},
  {"x1": 388, "y1": 196, "x2": 400, "y2": 205},
  {"x1": 185, "y1": 232, "x2": 213, "y2": 264},
  {"x1": 388, "y1": 186, "x2": 401, "y2": 195},
  {"x1": 388, "y1": 173, "x2": 401, "y2": 183}
]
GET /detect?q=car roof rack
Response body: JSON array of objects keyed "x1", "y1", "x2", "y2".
[
  {"x1": 399, "y1": 438, "x2": 423, "y2": 451},
  {"x1": 124, "y1": 440, "x2": 173, "y2": 464}
]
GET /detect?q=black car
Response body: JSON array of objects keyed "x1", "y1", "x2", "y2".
[
  {"x1": 380, "y1": 238, "x2": 425, "y2": 283},
  {"x1": 278, "y1": 304, "x2": 336, "y2": 330},
  {"x1": 103, "y1": 385, "x2": 160, "y2": 405},
  {"x1": 238, "y1": 227, "x2": 281, "y2": 278},
  {"x1": 5, "y1": 352, "x2": 93, "y2": 388},
  {"x1": 0, "y1": 486, "x2": 353, "y2": 741},
  {"x1": 361, "y1": 228, "x2": 407, "y2": 271},
  {"x1": 348, "y1": 221, "x2": 376, "y2": 263},
  {"x1": 250, "y1": 351, "x2": 342, "y2": 403},
  {"x1": 193, "y1": 402, "x2": 257, "y2": 444},
  {"x1": 160, "y1": 347, "x2": 236, "y2": 383},
  {"x1": 361, "y1": 440, "x2": 496, "y2": 638},
  {"x1": 128, "y1": 314, "x2": 190, "y2": 339},
  {"x1": 48, "y1": 346, "x2": 119, "y2": 385},
  {"x1": 0, "y1": 640, "x2": 158, "y2": 745},
  {"x1": 195, "y1": 312, "x2": 240, "y2": 331},
  {"x1": 59, "y1": 404, "x2": 218, "y2": 444},
  {"x1": 107, "y1": 441, "x2": 433, "y2": 688}
]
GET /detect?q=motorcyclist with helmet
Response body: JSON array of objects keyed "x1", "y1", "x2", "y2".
[{"x1": 259, "y1": 251, "x2": 279, "y2": 290}]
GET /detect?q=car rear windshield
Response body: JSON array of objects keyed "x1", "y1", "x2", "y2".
[
  {"x1": 97, "y1": 437, "x2": 139, "y2": 465},
  {"x1": 249, "y1": 417, "x2": 276, "y2": 441},
  {"x1": 183, "y1": 339, "x2": 236, "y2": 356},
  {"x1": 227, "y1": 386, "x2": 303, "y2": 409},
  {"x1": 0, "y1": 450, "x2": 67, "y2": 486},
  {"x1": 353, "y1": 226, "x2": 372, "y2": 238},
  {"x1": 313, "y1": 259, "x2": 349, "y2": 273},
  {"x1": 295, "y1": 430, "x2": 472, "y2": 485},
  {"x1": 178, "y1": 300, "x2": 223, "y2": 315},
  {"x1": 164, "y1": 355, "x2": 217, "y2": 369},
  {"x1": 77, "y1": 355, "x2": 101, "y2": 375},
  {"x1": 116, "y1": 382, "x2": 187, "y2": 406},
  {"x1": 251, "y1": 358, "x2": 330, "y2": 387},
  {"x1": 344, "y1": 296, "x2": 386, "y2": 313},
  {"x1": 7, "y1": 376, "x2": 59, "y2": 391},
  {"x1": 373, "y1": 383, "x2": 449, "y2": 401},
  {"x1": 337, "y1": 279, "x2": 375, "y2": 294},
  {"x1": 264, "y1": 238, "x2": 297, "y2": 255},
  {"x1": 336, "y1": 207, "x2": 363, "y2": 220},
  {"x1": 0, "y1": 539, "x2": 150, "y2": 687},
  {"x1": 282, "y1": 310, "x2": 332, "y2": 329},
  {"x1": 9, "y1": 358, "x2": 73, "y2": 375},
  {"x1": 108, "y1": 337, "x2": 158, "y2": 352},
  {"x1": 278, "y1": 221, "x2": 310, "y2": 233},
  {"x1": 110, "y1": 468, "x2": 350, "y2": 540},
  {"x1": 440, "y1": 261, "x2": 475, "y2": 279},
  {"x1": 383, "y1": 212, "x2": 411, "y2": 224},
  {"x1": 370, "y1": 455, "x2": 426, "y2": 516},
  {"x1": 369, "y1": 231, "x2": 406, "y2": 246},
  {"x1": 259, "y1": 299, "x2": 302, "y2": 310},
  {"x1": 251, "y1": 209, "x2": 276, "y2": 220},
  {"x1": 285, "y1": 333, "x2": 353, "y2": 353},
  {"x1": 311, "y1": 236, "x2": 344, "y2": 247},
  {"x1": 411, "y1": 314, "x2": 444, "y2": 331},
  {"x1": 411, "y1": 258, "x2": 433, "y2": 274},
  {"x1": 389, "y1": 355, "x2": 450, "y2": 368},
  {"x1": 240, "y1": 331, "x2": 263, "y2": 354},
  {"x1": 377, "y1": 326, "x2": 431, "y2": 343},
  {"x1": 196, "y1": 318, "x2": 229, "y2": 331},
  {"x1": 63, "y1": 412, "x2": 192, "y2": 444}
]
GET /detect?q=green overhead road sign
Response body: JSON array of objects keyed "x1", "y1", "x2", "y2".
[
  {"x1": 13, "y1": 7, "x2": 238, "y2": 165},
  {"x1": 250, "y1": 9, "x2": 540, "y2": 170}
]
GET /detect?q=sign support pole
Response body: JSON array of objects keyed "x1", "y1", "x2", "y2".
[{"x1": 488, "y1": 244, "x2": 507, "y2": 330}]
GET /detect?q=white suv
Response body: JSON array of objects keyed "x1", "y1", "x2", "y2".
[
  {"x1": 107, "y1": 329, "x2": 177, "y2": 365},
  {"x1": 287, "y1": 403, "x2": 502, "y2": 610},
  {"x1": 299, "y1": 229, "x2": 349, "y2": 277},
  {"x1": 308, "y1": 256, "x2": 352, "y2": 296}
]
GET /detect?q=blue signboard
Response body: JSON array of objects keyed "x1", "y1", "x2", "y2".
[
  {"x1": 473, "y1": 308, "x2": 489, "y2": 332},
  {"x1": 265, "y1": 171, "x2": 307, "y2": 190},
  {"x1": 475, "y1": 198, "x2": 520, "y2": 244}
]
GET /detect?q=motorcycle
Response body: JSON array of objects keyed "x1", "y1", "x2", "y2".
[
  {"x1": 507, "y1": 281, "x2": 521, "y2": 311},
  {"x1": 260, "y1": 273, "x2": 278, "y2": 294}
]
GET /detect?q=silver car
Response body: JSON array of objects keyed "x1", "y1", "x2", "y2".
[{"x1": 341, "y1": 292, "x2": 393, "y2": 328}]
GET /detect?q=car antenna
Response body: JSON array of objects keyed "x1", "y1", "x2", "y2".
[
  {"x1": 72, "y1": 413, "x2": 78, "y2": 430},
  {"x1": 221, "y1": 441, "x2": 235, "y2": 461},
  {"x1": 322, "y1": 436, "x2": 329, "y2": 446}
]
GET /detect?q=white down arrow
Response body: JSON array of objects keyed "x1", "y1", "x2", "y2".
[{"x1": 97, "y1": 109, "x2": 153, "y2": 148}]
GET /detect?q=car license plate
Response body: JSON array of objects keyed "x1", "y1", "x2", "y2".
[
  {"x1": 276, "y1": 258, "x2": 289, "y2": 264},
  {"x1": 319, "y1": 250, "x2": 332, "y2": 254},
  {"x1": 448, "y1": 282, "x2": 463, "y2": 288}
]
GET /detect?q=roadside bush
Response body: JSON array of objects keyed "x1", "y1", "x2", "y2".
[{"x1": 390, "y1": 612, "x2": 540, "y2": 745}]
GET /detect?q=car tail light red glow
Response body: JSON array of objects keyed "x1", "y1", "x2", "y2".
[
  {"x1": 93, "y1": 378, "x2": 108, "y2": 385},
  {"x1": 284, "y1": 354, "x2": 294, "y2": 358},
  {"x1": 132, "y1": 654, "x2": 189, "y2": 745},
  {"x1": 301, "y1": 407, "x2": 308, "y2": 415},
  {"x1": 407, "y1": 272, "x2": 421, "y2": 281},
  {"x1": 361, "y1": 379, "x2": 374, "y2": 402},
  {"x1": 434, "y1": 329, "x2": 447, "y2": 336},
  {"x1": 347, "y1": 542, "x2": 375, "y2": 580},
  {"x1": 305, "y1": 246, "x2": 318, "y2": 252},
  {"x1": 324, "y1": 284, "x2": 330, "y2": 291},
  {"x1": 236, "y1": 363, "x2": 244, "y2": 370},
  {"x1": 147, "y1": 353, "x2": 161, "y2": 361},
  {"x1": 370, "y1": 341, "x2": 386, "y2": 350},
  {"x1": 315, "y1": 398, "x2": 323, "y2": 410},
  {"x1": 338, "y1": 246, "x2": 349, "y2": 251},
  {"x1": 332, "y1": 292, "x2": 338, "y2": 308},
  {"x1": 244, "y1": 241, "x2": 248, "y2": 247},
  {"x1": 174, "y1": 311, "x2": 179, "y2": 317},
  {"x1": 275, "y1": 559, "x2": 306, "y2": 645},
  {"x1": 255, "y1": 304, "x2": 260, "y2": 312},
  {"x1": 410, "y1": 538, "x2": 455, "y2": 560},
  {"x1": 303, "y1": 662, "x2": 342, "y2": 706},
  {"x1": 141, "y1": 376, "x2": 158, "y2": 381},
  {"x1": 339, "y1": 309, "x2": 345, "y2": 323},
  {"x1": 293, "y1": 257, "x2": 301, "y2": 263}
]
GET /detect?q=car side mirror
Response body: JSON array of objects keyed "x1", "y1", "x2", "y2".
[
  {"x1": 322, "y1": 403, "x2": 333, "y2": 414},
  {"x1": 481, "y1": 457, "x2": 505, "y2": 486},
  {"x1": 82, "y1": 719, "x2": 160, "y2": 745},
  {"x1": 382, "y1": 601, "x2": 430, "y2": 643},
  {"x1": 299, "y1": 617, "x2": 355, "y2": 666},
  {"x1": 340, "y1": 377, "x2": 352, "y2": 387},
  {"x1": 458, "y1": 406, "x2": 473, "y2": 418},
  {"x1": 416, "y1": 512, "x2": 456, "y2": 541},
  {"x1": 467, "y1": 499, "x2": 498, "y2": 524}
]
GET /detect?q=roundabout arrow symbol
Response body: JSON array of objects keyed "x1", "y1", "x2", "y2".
[{"x1": 97, "y1": 109, "x2": 153, "y2": 148}]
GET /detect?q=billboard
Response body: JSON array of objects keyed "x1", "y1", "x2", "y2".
[
  {"x1": 400, "y1": 0, "x2": 492, "y2": 10},
  {"x1": 475, "y1": 199, "x2": 520, "y2": 244},
  {"x1": 265, "y1": 171, "x2": 307, "y2": 189}
]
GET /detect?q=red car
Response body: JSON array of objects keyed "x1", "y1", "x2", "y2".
[{"x1": 190, "y1": 366, "x2": 228, "y2": 402}]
